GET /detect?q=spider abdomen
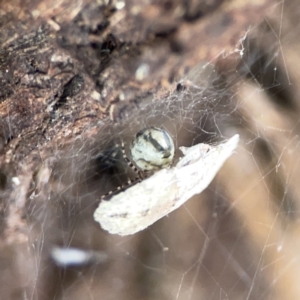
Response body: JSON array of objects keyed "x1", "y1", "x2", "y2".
[{"x1": 130, "y1": 127, "x2": 175, "y2": 171}]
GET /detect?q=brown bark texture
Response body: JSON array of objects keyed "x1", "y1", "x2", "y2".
[{"x1": 2, "y1": 0, "x2": 300, "y2": 300}]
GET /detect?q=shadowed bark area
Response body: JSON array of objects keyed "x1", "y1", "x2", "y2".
[{"x1": 4, "y1": 1, "x2": 300, "y2": 300}]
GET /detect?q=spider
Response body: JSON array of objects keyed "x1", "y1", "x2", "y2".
[{"x1": 102, "y1": 127, "x2": 175, "y2": 199}]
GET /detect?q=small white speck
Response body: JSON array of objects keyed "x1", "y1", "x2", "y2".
[
  {"x1": 51, "y1": 246, "x2": 107, "y2": 267},
  {"x1": 115, "y1": 1, "x2": 125, "y2": 10},
  {"x1": 12, "y1": 177, "x2": 20, "y2": 186},
  {"x1": 91, "y1": 90, "x2": 101, "y2": 101},
  {"x1": 135, "y1": 63, "x2": 150, "y2": 81},
  {"x1": 119, "y1": 92, "x2": 125, "y2": 101},
  {"x1": 31, "y1": 9, "x2": 40, "y2": 18}
]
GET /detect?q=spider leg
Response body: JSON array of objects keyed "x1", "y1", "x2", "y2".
[
  {"x1": 101, "y1": 140, "x2": 142, "y2": 200},
  {"x1": 120, "y1": 140, "x2": 139, "y2": 173},
  {"x1": 101, "y1": 177, "x2": 140, "y2": 199}
]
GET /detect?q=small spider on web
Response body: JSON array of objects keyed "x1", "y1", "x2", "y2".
[
  {"x1": 101, "y1": 127, "x2": 175, "y2": 199},
  {"x1": 94, "y1": 132, "x2": 239, "y2": 236}
]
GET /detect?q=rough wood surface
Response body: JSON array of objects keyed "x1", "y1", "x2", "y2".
[{"x1": 0, "y1": 0, "x2": 273, "y2": 169}]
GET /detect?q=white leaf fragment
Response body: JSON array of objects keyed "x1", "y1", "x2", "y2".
[{"x1": 94, "y1": 134, "x2": 239, "y2": 236}]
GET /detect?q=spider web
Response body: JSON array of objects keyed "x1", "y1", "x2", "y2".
[{"x1": 4, "y1": 1, "x2": 300, "y2": 300}]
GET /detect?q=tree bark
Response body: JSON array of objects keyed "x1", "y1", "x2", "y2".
[{"x1": 0, "y1": 0, "x2": 284, "y2": 299}]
